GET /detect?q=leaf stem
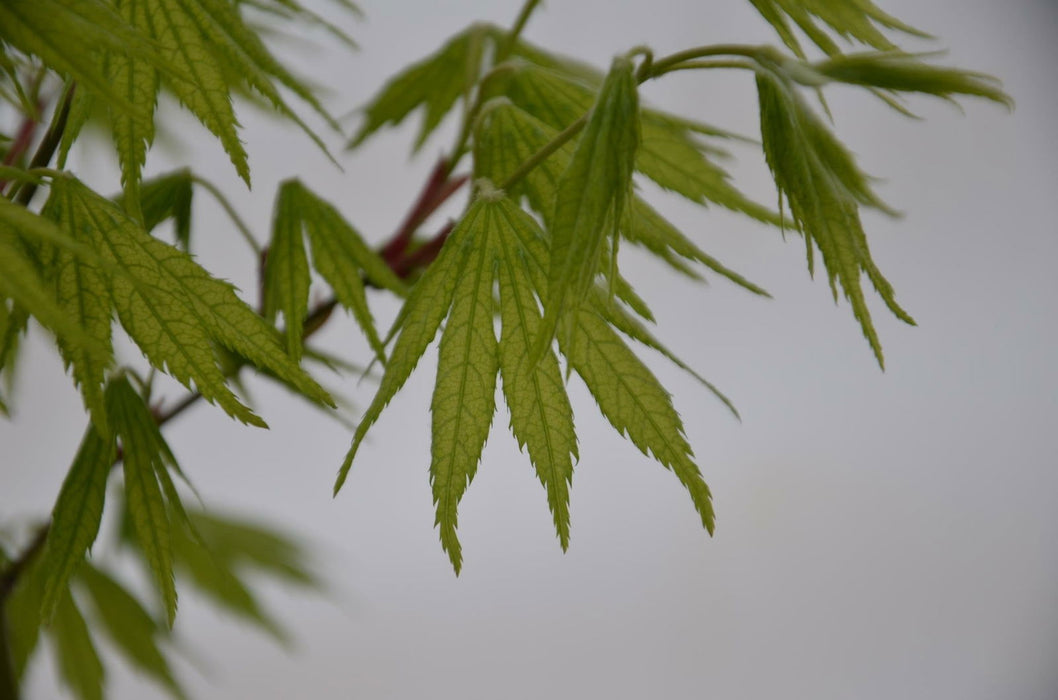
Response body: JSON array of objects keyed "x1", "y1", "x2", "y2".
[
  {"x1": 499, "y1": 114, "x2": 587, "y2": 192},
  {"x1": 11, "y1": 83, "x2": 75, "y2": 208},
  {"x1": 498, "y1": 0, "x2": 543, "y2": 63},
  {"x1": 639, "y1": 44, "x2": 765, "y2": 81},
  {"x1": 191, "y1": 175, "x2": 262, "y2": 255}
]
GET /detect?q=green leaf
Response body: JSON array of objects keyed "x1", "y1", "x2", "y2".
[
  {"x1": 747, "y1": 0, "x2": 928, "y2": 59},
  {"x1": 185, "y1": 509, "x2": 319, "y2": 587},
  {"x1": 493, "y1": 199, "x2": 577, "y2": 550},
  {"x1": 0, "y1": 224, "x2": 104, "y2": 368},
  {"x1": 107, "y1": 0, "x2": 160, "y2": 217},
  {"x1": 335, "y1": 199, "x2": 478, "y2": 494},
  {"x1": 560, "y1": 306, "x2": 714, "y2": 534},
  {"x1": 756, "y1": 70, "x2": 914, "y2": 367},
  {"x1": 107, "y1": 376, "x2": 178, "y2": 626},
  {"x1": 0, "y1": 0, "x2": 153, "y2": 118},
  {"x1": 79, "y1": 564, "x2": 187, "y2": 700},
  {"x1": 136, "y1": 169, "x2": 194, "y2": 247},
  {"x1": 623, "y1": 196, "x2": 770, "y2": 296},
  {"x1": 535, "y1": 56, "x2": 639, "y2": 357},
  {"x1": 429, "y1": 199, "x2": 499, "y2": 573},
  {"x1": 270, "y1": 180, "x2": 404, "y2": 365},
  {"x1": 811, "y1": 51, "x2": 1013, "y2": 107},
  {"x1": 349, "y1": 24, "x2": 488, "y2": 150},
  {"x1": 143, "y1": 0, "x2": 251, "y2": 184},
  {"x1": 4, "y1": 550, "x2": 44, "y2": 680},
  {"x1": 48, "y1": 588, "x2": 104, "y2": 700},
  {"x1": 170, "y1": 515, "x2": 288, "y2": 642},
  {"x1": 264, "y1": 181, "x2": 311, "y2": 359},
  {"x1": 39, "y1": 426, "x2": 116, "y2": 622},
  {"x1": 40, "y1": 192, "x2": 116, "y2": 431},
  {"x1": 50, "y1": 176, "x2": 334, "y2": 423}
]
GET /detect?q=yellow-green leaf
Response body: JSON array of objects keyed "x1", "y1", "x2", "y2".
[
  {"x1": 264, "y1": 181, "x2": 311, "y2": 359},
  {"x1": 108, "y1": 377, "x2": 178, "y2": 625},
  {"x1": 429, "y1": 199, "x2": 499, "y2": 573},
  {"x1": 560, "y1": 306, "x2": 714, "y2": 534},
  {"x1": 535, "y1": 56, "x2": 639, "y2": 356},
  {"x1": 39, "y1": 426, "x2": 116, "y2": 622},
  {"x1": 493, "y1": 199, "x2": 577, "y2": 549},
  {"x1": 79, "y1": 564, "x2": 187, "y2": 700},
  {"x1": 48, "y1": 588, "x2": 104, "y2": 700}
]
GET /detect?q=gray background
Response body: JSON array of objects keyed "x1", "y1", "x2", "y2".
[{"x1": 3, "y1": 0, "x2": 1056, "y2": 698}]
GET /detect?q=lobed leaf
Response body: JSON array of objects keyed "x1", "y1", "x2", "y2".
[
  {"x1": 335, "y1": 199, "x2": 479, "y2": 494},
  {"x1": 48, "y1": 588, "x2": 105, "y2": 700},
  {"x1": 108, "y1": 376, "x2": 179, "y2": 625},
  {"x1": 756, "y1": 69, "x2": 915, "y2": 366},
  {"x1": 349, "y1": 24, "x2": 489, "y2": 150},
  {"x1": 428, "y1": 199, "x2": 499, "y2": 573},
  {"x1": 560, "y1": 307, "x2": 714, "y2": 534},
  {"x1": 264, "y1": 181, "x2": 311, "y2": 359},
  {"x1": 39, "y1": 427, "x2": 116, "y2": 622},
  {"x1": 79, "y1": 564, "x2": 187, "y2": 699},
  {"x1": 534, "y1": 56, "x2": 639, "y2": 357},
  {"x1": 493, "y1": 199, "x2": 577, "y2": 550}
]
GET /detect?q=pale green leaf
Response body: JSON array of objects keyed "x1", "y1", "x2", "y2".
[
  {"x1": 747, "y1": 0, "x2": 928, "y2": 58},
  {"x1": 186, "y1": 509, "x2": 319, "y2": 587},
  {"x1": 349, "y1": 24, "x2": 488, "y2": 150},
  {"x1": 48, "y1": 588, "x2": 104, "y2": 700},
  {"x1": 39, "y1": 426, "x2": 116, "y2": 622},
  {"x1": 108, "y1": 376, "x2": 177, "y2": 626},
  {"x1": 264, "y1": 181, "x2": 311, "y2": 359},
  {"x1": 560, "y1": 307, "x2": 714, "y2": 534},
  {"x1": 0, "y1": 0, "x2": 146, "y2": 117},
  {"x1": 136, "y1": 169, "x2": 194, "y2": 248},
  {"x1": 79, "y1": 564, "x2": 187, "y2": 700},
  {"x1": 335, "y1": 200, "x2": 480, "y2": 494},
  {"x1": 756, "y1": 70, "x2": 914, "y2": 366},
  {"x1": 493, "y1": 199, "x2": 577, "y2": 549},
  {"x1": 171, "y1": 517, "x2": 288, "y2": 642},
  {"x1": 279, "y1": 180, "x2": 404, "y2": 365},
  {"x1": 55, "y1": 177, "x2": 334, "y2": 419},
  {"x1": 535, "y1": 56, "x2": 639, "y2": 356},
  {"x1": 4, "y1": 551, "x2": 44, "y2": 680},
  {"x1": 812, "y1": 51, "x2": 1013, "y2": 107},
  {"x1": 143, "y1": 0, "x2": 250, "y2": 184},
  {"x1": 107, "y1": 0, "x2": 159, "y2": 216},
  {"x1": 429, "y1": 199, "x2": 499, "y2": 573}
]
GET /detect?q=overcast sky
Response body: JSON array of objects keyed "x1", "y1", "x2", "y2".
[{"x1": 4, "y1": 1, "x2": 1057, "y2": 699}]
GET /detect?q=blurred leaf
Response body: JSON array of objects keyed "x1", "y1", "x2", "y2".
[
  {"x1": 39, "y1": 427, "x2": 116, "y2": 621},
  {"x1": 48, "y1": 588, "x2": 104, "y2": 700},
  {"x1": 79, "y1": 564, "x2": 187, "y2": 699}
]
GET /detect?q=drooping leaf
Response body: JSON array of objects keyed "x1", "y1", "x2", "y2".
[
  {"x1": 40, "y1": 191, "x2": 116, "y2": 430},
  {"x1": 185, "y1": 509, "x2": 320, "y2": 587},
  {"x1": 106, "y1": 0, "x2": 159, "y2": 217},
  {"x1": 493, "y1": 198, "x2": 577, "y2": 550},
  {"x1": 0, "y1": 0, "x2": 159, "y2": 118},
  {"x1": 48, "y1": 588, "x2": 104, "y2": 700},
  {"x1": 79, "y1": 564, "x2": 187, "y2": 700},
  {"x1": 560, "y1": 306, "x2": 715, "y2": 534},
  {"x1": 535, "y1": 56, "x2": 639, "y2": 357},
  {"x1": 49, "y1": 176, "x2": 334, "y2": 423},
  {"x1": 136, "y1": 169, "x2": 194, "y2": 247},
  {"x1": 38, "y1": 426, "x2": 116, "y2": 622},
  {"x1": 756, "y1": 69, "x2": 914, "y2": 366},
  {"x1": 335, "y1": 199, "x2": 478, "y2": 494},
  {"x1": 142, "y1": 0, "x2": 251, "y2": 184},
  {"x1": 348, "y1": 23, "x2": 489, "y2": 150},
  {"x1": 107, "y1": 376, "x2": 178, "y2": 625},
  {"x1": 428, "y1": 198, "x2": 499, "y2": 573},
  {"x1": 811, "y1": 51, "x2": 1013, "y2": 107},
  {"x1": 268, "y1": 180, "x2": 404, "y2": 366},
  {"x1": 264, "y1": 181, "x2": 311, "y2": 359},
  {"x1": 747, "y1": 0, "x2": 928, "y2": 59},
  {"x1": 170, "y1": 513, "x2": 288, "y2": 642},
  {"x1": 4, "y1": 546, "x2": 45, "y2": 680}
]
